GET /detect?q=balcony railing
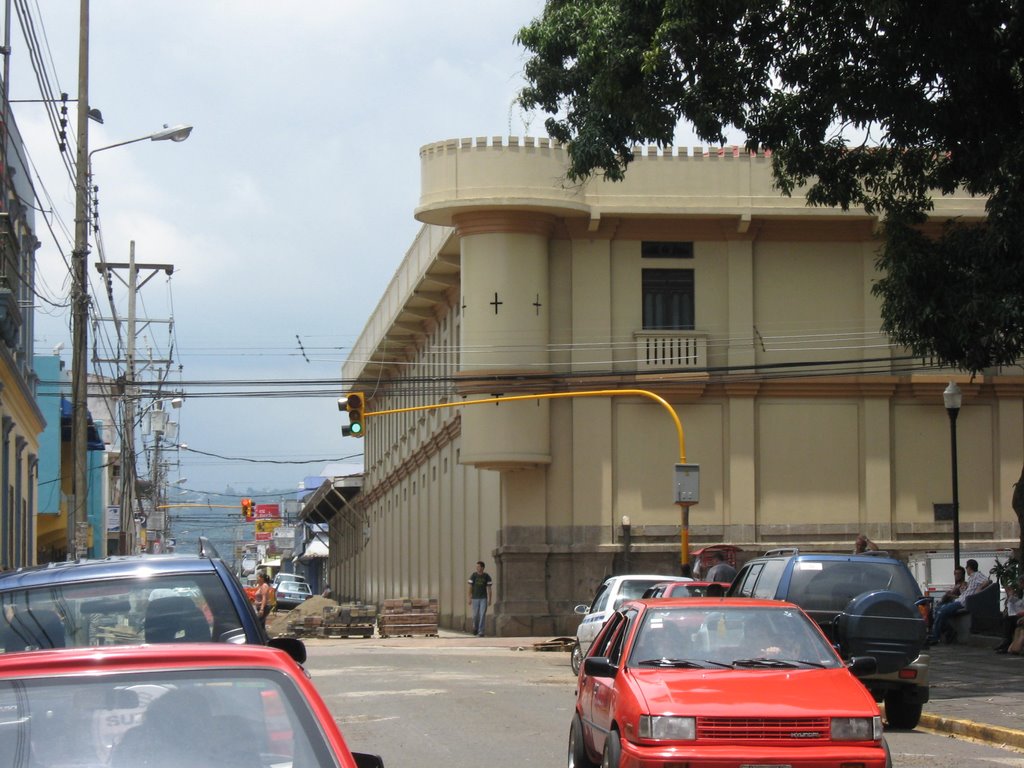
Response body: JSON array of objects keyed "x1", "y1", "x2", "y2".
[{"x1": 635, "y1": 331, "x2": 707, "y2": 371}]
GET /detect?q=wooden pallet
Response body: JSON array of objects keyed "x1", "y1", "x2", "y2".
[
  {"x1": 378, "y1": 623, "x2": 438, "y2": 638},
  {"x1": 377, "y1": 596, "x2": 439, "y2": 638},
  {"x1": 320, "y1": 624, "x2": 375, "y2": 639}
]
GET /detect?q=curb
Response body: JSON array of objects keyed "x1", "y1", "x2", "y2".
[{"x1": 919, "y1": 712, "x2": 1024, "y2": 751}]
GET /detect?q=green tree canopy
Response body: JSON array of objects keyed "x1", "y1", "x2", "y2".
[
  {"x1": 517, "y1": 0, "x2": 1024, "y2": 548},
  {"x1": 516, "y1": 0, "x2": 1024, "y2": 369}
]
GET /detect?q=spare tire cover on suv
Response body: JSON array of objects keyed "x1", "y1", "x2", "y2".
[{"x1": 835, "y1": 589, "x2": 926, "y2": 674}]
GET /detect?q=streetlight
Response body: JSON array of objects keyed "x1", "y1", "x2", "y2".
[
  {"x1": 943, "y1": 381, "x2": 962, "y2": 568},
  {"x1": 70, "y1": 124, "x2": 193, "y2": 559}
]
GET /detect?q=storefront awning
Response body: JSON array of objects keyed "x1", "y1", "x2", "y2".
[{"x1": 298, "y1": 538, "x2": 329, "y2": 561}]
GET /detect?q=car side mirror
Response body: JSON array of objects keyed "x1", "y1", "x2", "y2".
[
  {"x1": 353, "y1": 753, "x2": 385, "y2": 768},
  {"x1": 583, "y1": 656, "x2": 617, "y2": 678},
  {"x1": 574, "y1": 604, "x2": 589, "y2": 615},
  {"x1": 269, "y1": 637, "x2": 307, "y2": 664},
  {"x1": 846, "y1": 655, "x2": 878, "y2": 677}
]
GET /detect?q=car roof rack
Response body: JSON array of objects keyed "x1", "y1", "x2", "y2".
[{"x1": 762, "y1": 547, "x2": 800, "y2": 557}]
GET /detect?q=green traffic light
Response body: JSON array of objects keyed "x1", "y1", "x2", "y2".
[{"x1": 349, "y1": 421, "x2": 363, "y2": 435}]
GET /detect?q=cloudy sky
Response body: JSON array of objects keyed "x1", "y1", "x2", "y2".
[{"x1": 9, "y1": 0, "x2": 550, "y2": 502}]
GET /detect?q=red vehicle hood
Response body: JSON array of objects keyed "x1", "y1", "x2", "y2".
[{"x1": 631, "y1": 667, "x2": 878, "y2": 717}]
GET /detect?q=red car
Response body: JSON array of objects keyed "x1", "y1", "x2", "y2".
[
  {"x1": 642, "y1": 581, "x2": 730, "y2": 598},
  {"x1": 571, "y1": 597, "x2": 891, "y2": 768},
  {"x1": 0, "y1": 643, "x2": 384, "y2": 768}
]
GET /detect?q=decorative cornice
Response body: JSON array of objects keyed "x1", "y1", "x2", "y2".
[
  {"x1": 362, "y1": 415, "x2": 461, "y2": 505},
  {"x1": 452, "y1": 211, "x2": 557, "y2": 238}
]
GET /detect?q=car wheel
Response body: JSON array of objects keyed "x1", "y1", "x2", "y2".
[
  {"x1": 883, "y1": 689, "x2": 923, "y2": 730},
  {"x1": 600, "y1": 729, "x2": 621, "y2": 768},
  {"x1": 568, "y1": 713, "x2": 597, "y2": 768},
  {"x1": 571, "y1": 641, "x2": 583, "y2": 675}
]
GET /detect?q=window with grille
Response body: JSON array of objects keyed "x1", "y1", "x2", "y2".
[{"x1": 642, "y1": 269, "x2": 694, "y2": 330}]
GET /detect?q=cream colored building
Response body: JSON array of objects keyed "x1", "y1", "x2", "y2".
[{"x1": 334, "y1": 137, "x2": 1022, "y2": 636}]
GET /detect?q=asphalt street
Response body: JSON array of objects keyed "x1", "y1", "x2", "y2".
[{"x1": 302, "y1": 628, "x2": 1024, "y2": 756}]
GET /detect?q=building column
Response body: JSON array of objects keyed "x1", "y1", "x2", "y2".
[
  {"x1": 1, "y1": 416, "x2": 11, "y2": 568},
  {"x1": 14, "y1": 436, "x2": 25, "y2": 568},
  {"x1": 27, "y1": 455, "x2": 37, "y2": 566},
  {"x1": 453, "y1": 211, "x2": 553, "y2": 469}
]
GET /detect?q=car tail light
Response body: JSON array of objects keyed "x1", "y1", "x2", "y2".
[{"x1": 898, "y1": 668, "x2": 918, "y2": 680}]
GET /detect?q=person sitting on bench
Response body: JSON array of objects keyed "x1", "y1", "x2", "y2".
[{"x1": 929, "y1": 559, "x2": 989, "y2": 644}]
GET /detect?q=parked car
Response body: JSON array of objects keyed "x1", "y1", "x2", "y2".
[
  {"x1": 276, "y1": 580, "x2": 314, "y2": 610},
  {"x1": 642, "y1": 581, "x2": 730, "y2": 598},
  {"x1": 272, "y1": 571, "x2": 308, "y2": 589},
  {"x1": 727, "y1": 548, "x2": 929, "y2": 729},
  {"x1": 0, "y1": 643, "x2": 383, "y2": 768},
  {"x1": 0, "y1": 540, "x2": 305, "y2": 663},
  {"x1": 571, "y1": 597, "x2": 890, "y2": 768},
  {"x1": 571, "y1": 574, "x2": 689, "y2": 674}
]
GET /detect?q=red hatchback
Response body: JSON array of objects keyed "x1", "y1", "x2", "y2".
[
  {"x1": 572, "y1": 597, "x2": 890, "y2": 768},
  {"x1": 0, "y1": 643, "x2": 383, "y2": 768}
]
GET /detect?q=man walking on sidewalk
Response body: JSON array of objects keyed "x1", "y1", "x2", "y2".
[{"x1": 468, "y1": 561, "x2": 493, "y2": 637}]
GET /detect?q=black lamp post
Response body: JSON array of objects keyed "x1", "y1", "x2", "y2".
[{"x1": 943, "y1": 381, "x2": 962, "y2": 568}]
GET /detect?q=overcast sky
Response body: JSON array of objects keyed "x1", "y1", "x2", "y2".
[{"x1": 9, "y1": 0, "x2": 550, "y2": 501}]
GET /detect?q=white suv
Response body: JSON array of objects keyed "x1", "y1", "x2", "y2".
[{"x1": 571, "y1": 574, "x2": 689, "y2": 674}]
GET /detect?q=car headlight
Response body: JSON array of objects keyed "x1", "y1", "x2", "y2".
[
  {"x1": 638, "y1": 715, "x2": 696, "y2": 740},
  {"x1": 831, "y1": 716, "x2": 883, "y2": 741}
]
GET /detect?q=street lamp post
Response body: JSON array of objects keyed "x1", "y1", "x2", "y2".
[
  {"x1": 944, "y1": 381, "x2": 962, "y2": 568},
  {"x1": 69, "y1": 124, "x2": 193, "y2": 558}
]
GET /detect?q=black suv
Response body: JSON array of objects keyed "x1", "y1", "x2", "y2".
[{"x1": 727, "y1": 548, "x2": 928, "y2": 729}]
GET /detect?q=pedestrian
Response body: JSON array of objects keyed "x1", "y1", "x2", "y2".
[
  {"x1": 928, "y1": 558, "x2": 990, "y2": 645},
  {"x1": 467, "y1": 560, "x2": 493, "y2": 637},
  {"x1": 680, "y1": 562, "x2": 693, "y2": 578},
  {"x1": 854, "y1": 534, "x2": 878, "y2": 554},
  {"x1": 254, "y1": 572, "x2": 273, "y2": 629},
  {"x1": 995, "y1": 582, "x2": 1024, "y2": 653},
  {"x1": 321, "y1": 584, "x2": 333, "y2": 599},
  {"x1": 704, "y1": 551, "x2": 737, "y2": 584}
]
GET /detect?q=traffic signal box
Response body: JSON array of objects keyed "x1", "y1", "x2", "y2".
[
  {"x1": 340, "y1": 391, "x2": 365, "y2": 438},
  {"x1": 241, "y1": 497, "x2": 254, "y2": 520}
]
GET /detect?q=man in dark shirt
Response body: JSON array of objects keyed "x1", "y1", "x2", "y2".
[{"x1": 467, "y1": 561, "x2": 493, "y2": 637}]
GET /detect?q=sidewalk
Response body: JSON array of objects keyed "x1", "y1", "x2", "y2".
[{"x1": 920, "y1": 633, "x2": 1024, "y2": 749}]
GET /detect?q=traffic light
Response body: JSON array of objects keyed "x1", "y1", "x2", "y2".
[
  {"x1": 241, "y1": 498, "x2": 254, "y2": 521},
  {"x1": 341, "y1": 391, "x2": 365, "y2": 438}
]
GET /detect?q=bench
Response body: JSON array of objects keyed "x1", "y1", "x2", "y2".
[{"x1": 951, "y1": 581, "x2": 1002, "y2": 640}]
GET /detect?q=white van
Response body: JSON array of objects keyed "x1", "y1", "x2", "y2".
[{"x1": 571, "y1": 574, "x2": 689, "y2": 673}]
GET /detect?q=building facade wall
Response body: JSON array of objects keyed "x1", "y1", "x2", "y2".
[{"x1": 336, "y1": 138, "x2": 1023, "y2": 636}]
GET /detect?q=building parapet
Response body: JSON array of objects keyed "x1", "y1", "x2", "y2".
[{"x1": 416, "y1": 135, "x2": 986, "y2": 227}]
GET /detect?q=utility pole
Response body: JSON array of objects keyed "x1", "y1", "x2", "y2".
[
  {"x1": 95, "y1": 243, "x2": 174, "y2": 555},
  {"x1": 70, "y1": 0, "x2": 90, "y2": 559}
]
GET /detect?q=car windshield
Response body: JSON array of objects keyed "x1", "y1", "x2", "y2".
[
  {"x1": 629, "y1": 605, "x2": 842, "y2": 669},
  {"x1": 787, "y1": 560, "x2": 923, "y2": 612},
  {"x1": 0, "y1": 573, "x2": 246, "y2": 652},
  {"x1": 0, "y1": 667, "x2": 336, "y2": 768},
  {"x1": 611, "y1": 579, "x2": 666, "y2": 610}
]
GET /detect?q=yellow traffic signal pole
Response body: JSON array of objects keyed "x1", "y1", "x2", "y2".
[{"x1": 360, "y1": 388, "x2": 697, "y2": 569}]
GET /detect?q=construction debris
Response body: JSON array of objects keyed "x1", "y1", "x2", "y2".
[
  {"x1": 282, "y1": 598, "x2": 377, "y2": 639},
  {"x1": 377, "y1": 597, "x2": 439, "y2": 638}
]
